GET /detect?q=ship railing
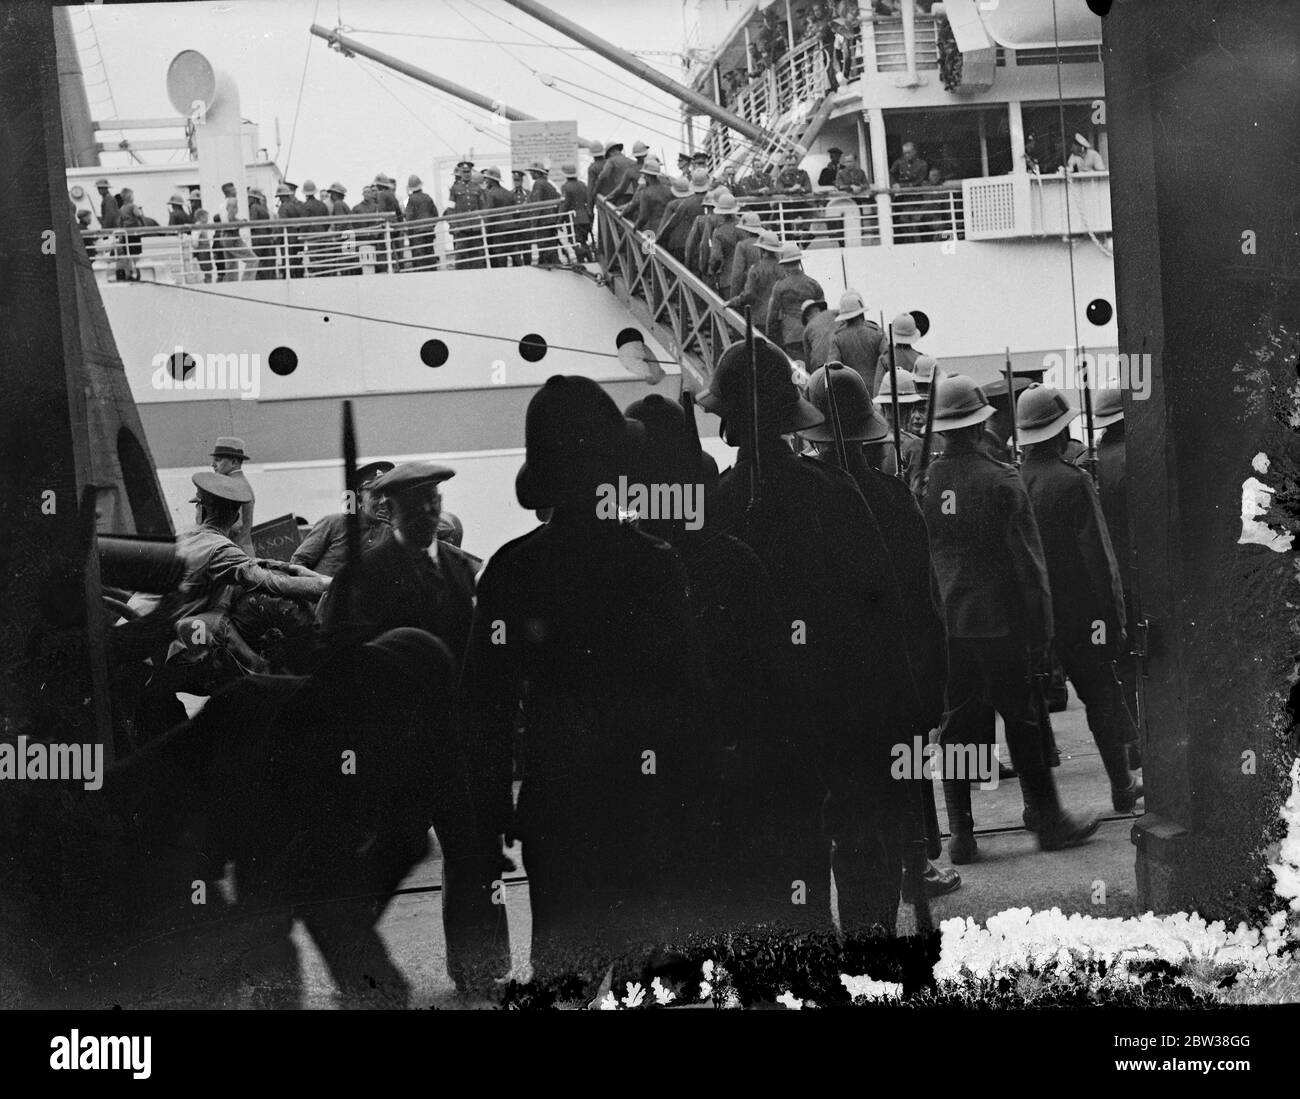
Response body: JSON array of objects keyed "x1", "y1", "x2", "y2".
[
  {"x1": 726, "y1": 185, "x2": 963, "y2": 248},
  {"x1": 79, "y1": 200, "x2": 580, "y2": 282},
  {"x1": 594, "y1": 195, "x2": 748, "y2": 387}
]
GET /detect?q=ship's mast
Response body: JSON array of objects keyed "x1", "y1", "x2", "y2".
[
  {"x1": 499, "y1": 0, "x2": 769, "y2": 146},
  {"x1": 308, "y1": 23, "x2": 601, "y2": 152}
]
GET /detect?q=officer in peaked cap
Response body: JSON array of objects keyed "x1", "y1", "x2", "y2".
[
  {"x1": 922, "y1": 375, "x2": 1099, "y2": 864},
  {"x1": 318, "y1": 461, "x2": 481, "y2": 661},
  {"x1": 705, "y1": 341, "x2": 923, "y2": 937},
  {"x1": 460, "y1": 375, "x2": 715, "y2": 988},
  {"x1": 291, "y1": 460, "x2": 395, "y2": 578},
  {"x1": 1015, "y1": 385, "x2": 1142, "y2": 812},
  {"x1": 799, "y1": 365, "x2": 959, "y2": 901},
  {"x1": 448, "y1": 158, "x2": 487, "y2": 268},
  {"x1": 164, "y1": 470, "x2": 330, "y2": 690}
]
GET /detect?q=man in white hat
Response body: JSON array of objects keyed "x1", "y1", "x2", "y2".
[
  {"x1": 1066, "y1": 133, "x2": 1106, "y2": 172},
  {"x1": 656, "y1": 169, "x2": 710, "y2": 263},
  {"x1": 706, "y1": 190, "x2": 742, "y2": 296},
  {"x1": 727, "y1": 210, "x2": 765, "y2": 300},
  {"x1": 873, "y1": 311, "x2": 923, "y2": 396},
  {"x1": 526, "y1": 162, "x2": 561, "y2": 264},
  {"x1": 402, "y1": 174, "x2": 439, "y2": 270},
  {"x1": 622, "y1": 156, "x2": 671, "y2": 234},
  {"x1": 922, "y1": 375, "x2": 1100, "y2": 863},
  {"x1": 1016, "y1": 385, "x2": 1141, "y2": 810},
  {"x1": 765, "y1": 242, "x2": 825, "y2": 357},
  {"x1": 725, "y1": 229, "x2": 783, "y2": 321},
  {"x1": 829, "y1": 290, "x2": 886, "y2": 391},
  {"x1": 556, "y1": 163, "x2": 592, "y2": 262}
]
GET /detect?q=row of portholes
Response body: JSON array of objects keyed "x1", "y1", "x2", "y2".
[{"x1": 164, "y1": 332, "x2": 551, "y2": 381}]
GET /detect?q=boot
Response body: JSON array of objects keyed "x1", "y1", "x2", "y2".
[
  {"x1": 923, "y1": 861, "x2": 962, "y2": 898},
  {"x1": 1019, "y1": 768, "x2": 1101, "y2": 852},
  {"x1": 942, "y1": 779, "x2": 979, "y2": 864},
  {"x1": 1100, "y1": 741, "x2": 1144, "y2": 813}
]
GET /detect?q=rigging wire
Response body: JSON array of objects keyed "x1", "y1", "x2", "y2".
[
  {"x1": 283, "y1": 0, "x2": 323, "y2": 178},
  {"x1": 353, "y1": 58, "x2": 461, "y2": 156},
  {"x1": 1050, "y1": 0, "x2": 1083, "y2": 378},
  {"x1": 353, "y1": 57, "x2": 510, "y2": 145},
  {"x1": 448, "y1": 0, "x2": 686, "y2": 144}
]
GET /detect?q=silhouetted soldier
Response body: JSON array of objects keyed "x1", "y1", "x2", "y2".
[
  {"x1": 702, "y1": 341, "x2": 921, "y2": 937},
  {"x1": 922, "y1": 375, "x2": 1099, "y2": 862},
  {"x1": 623, "y1": 393, "x2": 791, "y2": 933},
  {"x1": 800, "y1": 364, "x2": 960, "y2": 908},
  {"x1": 1015, "y1": 385, "x2": 1142, "y2": 812},
  {"x1": 460, "y1": 376, "x2": 716, "y2": 991}
]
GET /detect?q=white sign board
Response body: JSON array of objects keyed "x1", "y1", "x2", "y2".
[{"x1": 510, "y1": 120, "x2": 579, "y2": 178}]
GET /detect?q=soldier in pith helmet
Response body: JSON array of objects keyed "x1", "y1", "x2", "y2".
[
  {"x1": 922, "y1": 375, "x2": 1100, "y2": 864},
  {"x1": 1015, "y1": 385, "x2": 1142, "y2": 812},
  {"x1": 703, "y1": 341, "x2": 922, "y2": 937}
]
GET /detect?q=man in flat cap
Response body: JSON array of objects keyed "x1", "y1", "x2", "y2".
[
  {"x1": 211, "y1": 437, "x2": 256, "y2": 555},
  {"x1": 404, "y1": 174, "x2": 439, "y2": 270},
  {"x1": 291, "y1": 461, "x2": 395, "y2": 577},
  {"x1": 317, "y1": 462, "x2": 480, "y2": 660}
]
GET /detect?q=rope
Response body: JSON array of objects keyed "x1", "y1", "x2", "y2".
[{"x1": 283, "y1": 0, "x2": 323, "y2": 179}]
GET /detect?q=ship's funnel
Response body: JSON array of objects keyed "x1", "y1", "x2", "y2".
[{"x1": 166, "y1": 50, "x2": 246, "y2": 217}]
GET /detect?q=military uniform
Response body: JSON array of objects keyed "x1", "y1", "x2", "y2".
[
  {"x1": 658, "y1": 190, "x2": 704, "y2": 263},
  {"x1": 527, "y1": 171, "x2": 561, "y2": 264},
  {"x1": 482, "y1": 178, "x2": 517, "y2": 267},
  {"x1": 405, "y1": 185, "x2": 439, "y2": 270},
  {"x1": 447, "y1": 169, "x2": 487, "y2": 269},
  {"x1": 829, "y1": 319, "x2": 887, "y2": 392},
  {"x1": 774, "y1": 163, "x2": 814, "y2": 244},
  {"x1": 1096, "y1": 418, "x2": 1139, "y2": 727},
  {"x1": 628, "y1": 177, "x2": 672, "y2": 235},
  {"x1": 801, "y1": 303, "x2": 837, "y2": 373},
  {"x1": 290, "y1": 513, "x2": 392, "y2": 577},
  {"x1": 708, "y1": 218, "x2": 743, "y2": 297},
  {"x1": 726, "y1": 250, "x2": 783, "y2": 322},
  {"x1": 765, "y1": 269, "x2": 824, "y2": 356},
  {"x1": 1020, "y1": 442, "x2": 1141, "y2": 808}
]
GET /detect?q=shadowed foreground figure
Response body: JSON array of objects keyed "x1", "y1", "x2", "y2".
[
  {"x1": 460, "y1": 376, "x2": 718, "y2": 991},
  {"x1": 100, "y1": 628, "x2": 506, "y2": 1007},
  {"x1": 702, "y1": 341, "x2": 922, "y2": 938},
  {"x1": 622, "y1": 393, "x2": 793, "y2": 933}
]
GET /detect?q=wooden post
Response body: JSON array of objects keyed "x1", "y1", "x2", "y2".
[
  {"x1": 1105, "y1": 0, "x2": 1300, "y2": 918},
  {"x1": 0, "y1": 0, "x2": 112, "y2": 751}
]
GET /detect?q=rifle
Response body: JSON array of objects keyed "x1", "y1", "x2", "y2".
[
  {"x1": 887, "y1": 331, "x2": 905, "y2": 480},
  {"x1": 822, "y1": 361, "x2": 849, "y2": 471},
  {"x1": 329, "y1": 400, "x2": 361, "y2": 632},
  {"x1": 1004, "y1": 347, "x2": 1021, "y2": 467},
  {"x1": 1078, "y1": 344, "x2": 1099, "y2": 486},
  {"x1": 914, "y1": 371, "x2": 940, "y2": 501},
  {"x1": 744, "y1": 307, "x2": 763, "y2": 522}
]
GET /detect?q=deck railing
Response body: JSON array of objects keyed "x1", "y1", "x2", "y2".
[{"x1": 80, "y1": 200, "x2": 581, "y2": 283}]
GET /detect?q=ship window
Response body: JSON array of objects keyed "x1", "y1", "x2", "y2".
[
  {"x1": 169, "y1": 351, "x2": 196, "y2": 381},
  {"x1": 1086, "y1": 299, "x2": 1113, "y2": 327},
  {"x1": 421, "y1": 339, "x2": 449, "y2": 368},
  {"x1": 268, "y1": 346, "x2": 298, "y2": 376},
  {"x1": 519, "y1": 334, "x2": 548, "y2": 363}
]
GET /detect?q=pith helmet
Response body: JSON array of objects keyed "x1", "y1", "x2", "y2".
[
  {"x1": 641, "y1": 157, "x2": 662, "y2": 177},
  {"x1": 302, "y1": 180, "x2": 318, "y2": 194},
  {"x1": 484, "y1": 166, "x2": 503, "y2": 181},
  {"x1": 738, "y1": 211, "x2": 762, "y2": 233},
  {"x1": 777, "y1": 241, "x2": 802, "y2": 264},
  {"x1": 698, "y1": 340, "x2": 823, "y2": 437},
  {"x1": 837, "y1": 290, "x2": 866, "y2": 321},
  {"x1": 326, "y1": 182, "x2": 348, "y2": 197},
  {"x1": 800, "y1": 298, "x2": 828, "y2": 321},
  {"x1": 877, "y1": 367, "x2": 924, "y2": 406},
  {"x1": 929, "y1": 374, "x2": 995, "y2": 433},
  {"x1": 801, "y1": 363, "x2": 890, "y2": 444},
  {"x1": 632, "y1": 140, "x2": 650, "y2": 157},
  {"x1": 1016, "y1": 384, "x2": 1080, "y2": 444},
  {"x1": 670, "y1": 176, "x2": 690, "y2": 198},
  {"x1": 1090, "y1": 386, "x2": 1124, "y2": 428},
  {"x1": 690, "y1": 169, "x2": 710, "y2": 193},
  {"x1": 588, "y1": 141, "x2": 605, "y2": 157},
  {"x1": 408, "y1": 174, "x2": 423, "y2": 188},
  {"x1": 756, "y1": 230, "x2": 782, "y2": 253},
  {"x1": 891, "y1": 311, "x2": 920, "y2": 341},
  {"x1": 714, "y1": 190, "x2": 738, "y2": 213},
  {"x1": 562, "y1": 163, "x2": 578, "y2": 178}
]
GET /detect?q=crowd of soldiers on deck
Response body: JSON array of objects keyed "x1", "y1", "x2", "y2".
[{"x1": 92, "y1": 283, "x2": 1142, "y2": 1004}]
